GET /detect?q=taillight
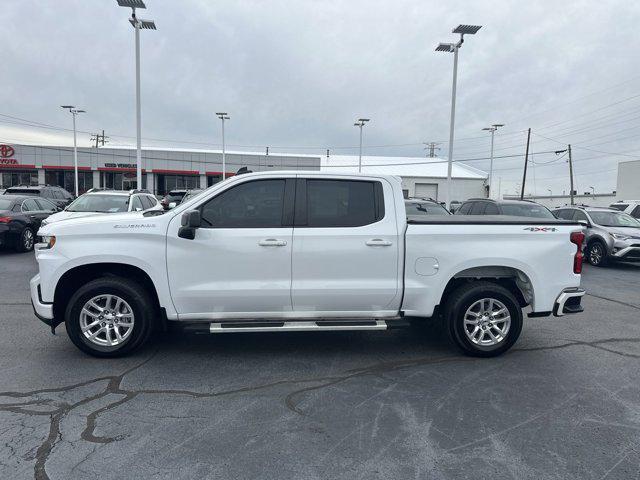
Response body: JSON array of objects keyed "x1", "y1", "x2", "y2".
[
  {"x1": 570, "y1": 231, "x2": 585, "y2": 274},
  {"x1": 0, "y1": 216, "x2": 11, "y2": 224}
]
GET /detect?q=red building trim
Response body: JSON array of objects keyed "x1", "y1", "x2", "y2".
[
  {"x1": 0, "y1": 164, "x2": 36, "y2": 169},
  {"x1": 205, "y1": 171, "x2": 235, "y2": 177},
  {"x1": 42, "y1": 165, "x2": 92, "y2": 171},
  {"x1": 153, "y1": 169, "x2": 200, "y2": 175}
]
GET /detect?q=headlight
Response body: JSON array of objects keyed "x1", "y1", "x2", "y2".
[
  {"x1": 37, "y1": 235, "x2": 56, "y2": 250},
  {"x1": 612, "y1": 233, "x2": 631, "y2": 241},
  {"x1": 41, "y1": 219, "x2": 48, "y2": 227}
]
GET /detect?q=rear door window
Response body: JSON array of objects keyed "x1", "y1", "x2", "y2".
[
  {"x1": 631, "y1": 205, "x2": 640, "y2": 219},
  {"x1": 35, "y1": 199, "x2": 57, "y2": 212},
  {"x1": 469, "y1": 202, "x2": 486, "y2": 215},
  {"x1": 21, "y1": 199, "x2": 40, "y2": 212},
  {"x1": 300, "y1": 179, "x2": 383, "y2": 227},
  {"x1": 484, "y1": 203, "x2": 500, "y2": 215},
  {"x1": 457, "y1": 202, "x2": 473, "y2": 215},
  {"x1": 555, "y1": 209, "x2": 573, "y2": 220}
]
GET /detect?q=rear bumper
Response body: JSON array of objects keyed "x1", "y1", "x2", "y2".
[
  {"x1": 30, "y1": 274, "x2": 54, "y2": 322},
  {"x1": 553, "y1": 288, "x2": 586, "y2": 316}
]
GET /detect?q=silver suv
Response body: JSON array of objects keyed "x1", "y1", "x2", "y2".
[
  {"x1": 553, "y1": 206, "x2": 640, "y2": 266},
  {"x1": 609, "y1": 200, "x2": 640, "y2": 219}
]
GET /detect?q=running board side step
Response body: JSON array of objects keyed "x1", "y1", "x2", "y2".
[{"x1": 211, "y1": 320, "x2": 391, "y2": 333}]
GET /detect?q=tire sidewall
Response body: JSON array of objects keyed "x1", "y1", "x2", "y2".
[
  {"x1": 448, "y1": 284, "x2": 523, "y2": 357},
  {"x1": 65, "y1": 278, "x2": 153, "y2": 357}
]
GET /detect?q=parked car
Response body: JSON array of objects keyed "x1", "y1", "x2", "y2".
[
  {"x1": 449, "y1": 200, "x2": 462, "y2": 213},
  {"x1": 41, "y1": 189, "x2": 162, "y2": 227},
  {"x1": 3, "y1": 185, "x2": 74, "y2": 209},
  {"x1": 456, "y1": 198, "x2": 556, "y2": 218},
  {"x1": 161, "y1": 190, "x2": 189, "y2": 210},
  {"x1": 553, "y1": 206, "x2": 640, "y2": 266},
  {"x1": 0, "y1": 195, "x2": 58, "y2": 252},
  {"x1": 405, "y1": 198, "x2": 450, "y2": 216},
  {"x1": 178, "y1": 189, "x2": 204, "y2": 206},
  {"x1": 32, "y1": 172, "x2": 585, "y2": 358},
  {"x1": 609, "y1": 200, "x2": 640, "y2": 219}
]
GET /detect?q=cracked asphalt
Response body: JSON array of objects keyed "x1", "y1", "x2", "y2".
[{"x1": 1, "y1": 250, "x2": 639, "y2": 480}]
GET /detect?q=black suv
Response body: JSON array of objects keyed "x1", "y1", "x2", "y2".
[
  {"x1": 3, "y1": 185, "x2": 74, "y2": 209},
  {"x1": 455, "y1": 198, "x2": 556, "y2": 218}
]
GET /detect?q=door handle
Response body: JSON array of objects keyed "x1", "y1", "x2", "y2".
[
  {"x1": 259, "y1": 238, "x2": 287, "y2": 247},
  {"x1": 366, "y1": 238, "x2": 393, "y2": 247}
]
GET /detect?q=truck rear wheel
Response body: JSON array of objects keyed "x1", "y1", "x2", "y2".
[
  {"x1": 64, "y1": 277, "x2": 156, "y2": 357},
  {"x1": 444, "y1": 281, "x2": 523, "y2": 357}
]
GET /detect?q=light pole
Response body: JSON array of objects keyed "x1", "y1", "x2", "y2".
[
  {"x1": 117, "y1": 0, "x2": 156, "y2": 190},
  {"x1": 482, "y1": 123, "x2": 504, "y2": 199},
  {"x1": 590, "y1": 186, "x2": 595, "y2": 195},
  {"x1": 216, "y1": 113, "x2": 230, "y2": 179},
  {"x1": 547, "y1": 189, "x2": 553, "y2": 196},
  {"x1": 354, "y1": 118, "x2": 369, "y2": 173},
  {"x1": 61, "y1": 106, "x2": 86, "y2": 196},
  {"x1": 436, "y1": 24, "x2": 482, "y2": 208}
]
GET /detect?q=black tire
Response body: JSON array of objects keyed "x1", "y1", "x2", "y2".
[
  {"x1": 65, "y1": 277, "x2": 156, "y2": 357},
  {"x1": 15, "y1": 227, "x2": 34, "y2": 253},
  {"x1": 443, "y1": 281, "x2": 523, "y2": 358},
  {"x1": 587, "y1": 240, "x2": 608, "y2": 266}
]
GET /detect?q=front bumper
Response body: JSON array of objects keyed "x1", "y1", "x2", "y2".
[
  {"x1": 30, "y1": 274, "x2": 54, "y2": 323},
  {"x1": 612, "y1": 245, "x2": 640, "y2": 261},
  {"x1": 553, "y1": 288, "x2": 586, "y2": 316}
]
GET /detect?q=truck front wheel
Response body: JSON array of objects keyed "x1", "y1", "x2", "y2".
[
  {"x1": 64, "y1": 277, "x2": 156, "y2": 357},
  {"x1": 444, "y1": 281, "x2": 523, "y2": 357}
]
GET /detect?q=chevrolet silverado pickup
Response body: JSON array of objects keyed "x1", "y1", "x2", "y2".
[{"x1": 31, "y1": 172, "x2": 586, "y2": 358}]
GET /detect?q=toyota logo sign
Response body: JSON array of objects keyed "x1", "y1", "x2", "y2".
[{"x1": 0, "y1": 145, "x2": 15, "y2": 158}]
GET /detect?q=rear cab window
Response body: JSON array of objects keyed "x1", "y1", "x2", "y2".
[
  {"x1": 297, "y1": 179, "x2": 384, "y2": 227},
  {"x1": 609, "y1": 204, "x2": 628, "y2": 211}
]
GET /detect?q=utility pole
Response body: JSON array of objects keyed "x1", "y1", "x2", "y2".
[
  {"x1": 353, "y1": 118, "x2": 370, "y2": 172},
  {"x1": 482, "y1": 123, "x2": 504, "y2": 198},
  {"x1": 568, "y1": 144, "x2": 575, "y2": 206},
  {"x1": 265, "y1": 146, "x2": 269, "y2": 156},
  {"x1": 423, "y1": 142, "x2": 441, "y2": 158},
  {"x1": 91, "y1": 130, "x2": 109, "y2": 148},
  {"x1": 520, "y1": 128, "x2": 531, "y2": 200}
]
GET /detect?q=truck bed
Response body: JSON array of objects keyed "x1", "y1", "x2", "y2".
[{"x1": 407, "y1": 215, "x2": 581, "y2": 226}]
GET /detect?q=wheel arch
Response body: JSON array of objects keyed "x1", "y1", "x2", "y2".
[
  {"x1": 439, "y1": 266, "x2": 534, "y2": 309},
  {"x1": 53, "y1": 262, "x2": 165, "y2": 330}
]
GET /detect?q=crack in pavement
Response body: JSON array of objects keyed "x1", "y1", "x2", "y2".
[{"x1": 1, "y1": 290, "x2": 639, "y2": 479}]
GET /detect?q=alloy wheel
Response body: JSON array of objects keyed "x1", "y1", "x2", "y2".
[
  {"x1": 463, "y1": 298, "x2": 511, "y2": 347},
  {"x1": 79, "y1": 294, "x2": 135, "y2": 348}
]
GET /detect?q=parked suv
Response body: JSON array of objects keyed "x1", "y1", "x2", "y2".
[
  {"x1": 41, "y1": 189, "x2": 162, "y2": 226},
  {"x1": 553, "y1": 206, "x2": 640, "y2": 266},
  {"x1": 405, "y1": 198, "x2": 450, "y2": 216},
  {"x1": 0, "y1": 195, "x2": 58, "y2": 252},
  {"x1": 3, "y1": 185, "x2": 74, "y2": 209},
  {"x1": 456, "y1": 198, "x2": 555, "y2": 218},
  {"x1": 609, "y1": 200, "x2": 640, "y2": 219}
]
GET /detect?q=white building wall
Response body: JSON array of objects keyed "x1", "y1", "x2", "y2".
[
  {"x1": 617, "y1": 160, "x2": 640, "y2": 200},
  {"x1": 400, "y1": 176, "x2": 487, "y2": 202}
]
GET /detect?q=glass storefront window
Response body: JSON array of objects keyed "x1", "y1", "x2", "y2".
[
  {"x1": 44, "y1": 170, "x2": 93, "y2": 194},
  {"x1": 1, "y1": 170, "x2": 38, "y2": 188},
  {"x1": 157, "y1": 174, "x2": 199, "y2": 195},
  {"x1": 100, "y1": 172, "x2": 147, "y2": 191}
]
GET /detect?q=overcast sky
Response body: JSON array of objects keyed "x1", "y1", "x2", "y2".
[{"x1": 2, "y1": 0, "x2": 639, "y2": 196}]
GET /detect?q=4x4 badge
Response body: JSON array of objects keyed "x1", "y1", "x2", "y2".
[{"x1": 523, "y1": 227, "x2": 557, "y2": 232}]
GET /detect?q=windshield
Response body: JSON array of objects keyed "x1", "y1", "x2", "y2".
[
  {"x1": 66, "y1": 194, "x2": 129, "y2": 213},
  {"x1": 501, "y1": 204, "x2": 555, "y2": 218},
  {"x1": 589, "y1": 211, "x2": 640, "y2": 227},
  {"x1": 405, "y1": 201, "x2": 450, "y2": 216},
  {"x1": 0, "y1": 198, "x2": 13, "y2": 211}
]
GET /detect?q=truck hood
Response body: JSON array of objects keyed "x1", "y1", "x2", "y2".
[
  {"x1": 38, "y1": 211, "x2": 167, "y2": 236},
  {"x1": 42, "y1": 210, "x2": 106, "y2": 225}
]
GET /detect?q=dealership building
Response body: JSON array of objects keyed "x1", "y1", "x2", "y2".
[{"x1": 0, "y1": 143, "x2": 488, "y2": 200}]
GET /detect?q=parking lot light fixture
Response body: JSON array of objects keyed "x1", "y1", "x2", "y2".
[
  {"x1": 61, "y1": 106, "x2": 86, "y2": 197},
  {"x1": 216, "y1": 113, "x2": 230, "y2": 179},
  {"x1": 117, "y1": 0, "x2": 156, "y2": 191},
  {"x1": 354, "y1": 118, "x2": 370, "y2": 173},
  {"x1": 436, "y1": 24, "x2": 482, "y2": 208},
  {"x1": 482, "y1": 123, "x2": 504, "y2": 199}
]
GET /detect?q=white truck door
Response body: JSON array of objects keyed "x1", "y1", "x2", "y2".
[
  {"x1": 291, "y1": 178, "x2": 400, "y2": 315},
  {"x1": 166, "y1": 178, "x2": 294, "y2": 318}
]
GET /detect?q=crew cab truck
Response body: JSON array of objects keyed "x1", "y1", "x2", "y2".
[{"x1": 31, "y1": 172, "x2": 586, "y2": 358}]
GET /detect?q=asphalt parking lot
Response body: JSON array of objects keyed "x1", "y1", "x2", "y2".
[{"x1": 1, "y1": 251, "x2": 639, "y2": 480}]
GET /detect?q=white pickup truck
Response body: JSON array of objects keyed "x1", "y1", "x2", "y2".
[{"x1": 31, "y1": 172, "x2": 586, "y2": 358}]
